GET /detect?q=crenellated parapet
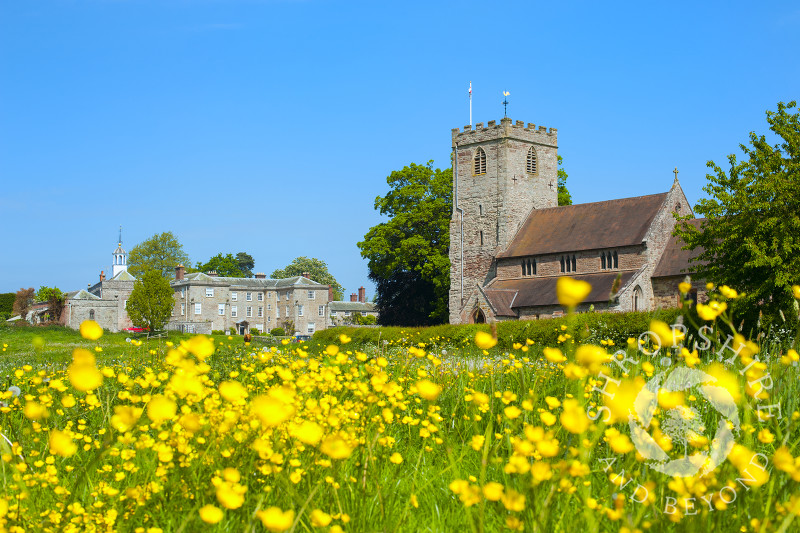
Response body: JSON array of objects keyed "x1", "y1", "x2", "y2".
[{"x1": 452, "y1": 117, "x2": 557, "y2": 147}]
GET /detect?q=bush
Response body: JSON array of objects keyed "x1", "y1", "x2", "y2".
[
  {"x1": 229, "y1": 327, "x2": 236, "y2": 335},
  {"x1": 211, "y1": 330, "x2": 224, "y2": 335},
  {"x1": 312, "y1": 309, "x2": 682, "y2": 351},
  {"x1": 270, "y1": 327, "x2": 285, "y2": 336}
]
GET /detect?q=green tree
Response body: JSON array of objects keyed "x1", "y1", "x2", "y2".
[
  {"x1": 127, "y1": 270, "x2": 175, "y2": 333},
  {"x1": 236, "y1": 252, "x2": 255, "y2": 278},
  {"x1": 558, "y1": 155, "x2": 572, "y2": 206},
  {"x1": 128, "y1": 232, "x2": 190, "y2": 279},
  {"x1": 271, "y1": 257, "x2": 344, "y2": 301},
  {"x1": 675, "y1": 101, "x2": 800, "y2": 328},
  {"x1": 196, "y1": 253, "x2": 245, "y2": 277},
  {"x1": 35, "y1": 286, "x2": 65, "y2": 322},
  {"x1": 0, "y1": 293, "x2": 16, "y2": 320},
  {"x1": 358, "y1": 161, "x2": 451, "y2": 326}
]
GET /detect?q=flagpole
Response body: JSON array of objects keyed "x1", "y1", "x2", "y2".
[{"x1": 469, "y1": 81, "x2": 472, "y2": 126}]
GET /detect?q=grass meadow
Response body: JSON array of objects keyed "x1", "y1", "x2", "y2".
[{"x1": 0, "y1": 290, "x2": 799, "y2": 532}]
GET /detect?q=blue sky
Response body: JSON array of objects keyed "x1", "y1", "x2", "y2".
[{"x1": 1, "y1": 1, "x2": 798, "y2": 297}]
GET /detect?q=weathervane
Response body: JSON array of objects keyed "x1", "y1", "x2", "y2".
[
  {"x1": 502, "y1": 91, "x2": 510, "y2": 118},
  {"x1": 118, "y1": 225, "x2": 122, "y2": 245}
]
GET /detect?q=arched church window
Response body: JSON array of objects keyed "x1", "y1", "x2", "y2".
[
  {"x1": 633, "y1": 286, "x2": 643, "y2": 311},
  {"x1": 480, "y1": 231, "x2": 484, "y2": 246},
  {"x1": 601, "y1": 253, "x2": 606, "y2": 270},
  {"x1": 521, "y1": 261, "x2": 526, "y2": 276},
  {"x1": 560, "y1": 256, "x2": 565, "y2": 273},
  {"x1": 613, "y1": 251, "x2": 618, "y2": 269},
  {"x1": 89, "y1": 309, "x2": 95, "y2": 320},
  {"x1": 526, "y1": 146, "x2": 538, "y2": 174},
  {"x1": 474, "y1": 148, "x2": 487, "y2": 175},
  {"x1": 531, "y1": 258, "x2": 536, "y2": 275},
  {"x1": 572, "y1": 255, "x2": 577, "y2": 272}
]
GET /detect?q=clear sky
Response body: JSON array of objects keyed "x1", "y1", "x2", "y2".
[{"x1": 1, "y1": 1, "x2": 798, "y2": 297}]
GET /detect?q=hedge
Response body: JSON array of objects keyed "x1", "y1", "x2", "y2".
[
  {"x1": 311, "y1": 308, "x2": 683, "y2": 351},
  {"x1": 0, "y1": 293, "x2": 15, "y2": 315}
]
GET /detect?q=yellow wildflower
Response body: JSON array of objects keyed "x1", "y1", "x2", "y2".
[
  {"x1": 475, "y1": 331, "x2": 497, "y2": 350},
  {"x1": 79, "y1": 320, "x2": 103, "y2": 340},
  {"x1": 557, "y1": 277, "x2": 592, "y2": 308},
  {"x1": 256, "y1": 507, "x2": 295, "y2": 532},
  {"x1": 199, "y1": 505, "x2": 223, "y2": 524}
]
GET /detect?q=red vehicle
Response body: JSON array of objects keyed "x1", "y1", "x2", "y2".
[{"x1": 124, "y1": 327, "x2": 149, "y2": 333}]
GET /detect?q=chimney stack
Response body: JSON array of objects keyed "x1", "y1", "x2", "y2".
[
  {"x1": 175, "y1": 264, "x2": 185, "y2": 281},
  {"x1": 207, "y1": 270, "x2": 218, "y2": 277},
  {"x1": 100, "y1": 270, "x2": 105, "y2": 282},
  {"x1": 255, "y1": 272, "x2": 266, "y2": 279},
  {"x1": 350, "y1": 293, "x2": 358, "y2": 302},
  {"x1": 302, "y1": 271, "x2": 310, "y2": 279},
  {"x1": 358, "y1": 286, "x2": 365, "y2": 303},
  {"x1": 328, "y1": 286, "x2": 334, "y2": 302}
]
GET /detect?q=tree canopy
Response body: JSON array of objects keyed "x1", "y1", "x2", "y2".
[
  {"x1": 358, "y1": 161, "x2": 452, "y2": 325},
  {"x1": 271, "y1": 257, "x2": 344, "y2": 301},
  {"x1": 196, "y1": 253, "x2": 246, "y2": 278},
  {"x1": 127, "y1": 270, "x2": 175, "y2": 333},
  {"x1": 235, "y1": 252, "x2": 255, "y2": 278},
  {"x1": 676, "y1": 101, "x2": 800, "y2": 328},
  {"x1": 12, "y1": 288, "x2": 34, "y2": 320},
  {"x1": 36, "y1": 286, "x2": 65, "y2": 322},
  {"x1": 128, "y1": 232, "x2": 190, "y2": 279},
  {"x1": 557, "y1": 155, "x2": 572, "y2": 206}
]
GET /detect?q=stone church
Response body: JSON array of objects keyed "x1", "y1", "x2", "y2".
[{"x1": 449, "y1": 117, "x2": 704, "y2": 324}]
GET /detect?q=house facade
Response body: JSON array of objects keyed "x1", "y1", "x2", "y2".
[
  {"x1": 63, "y1": 236, "x2": 332, "y2": 335},
  {"x1": 169, "y1": 266, "x2": 330, "y2": 335}
]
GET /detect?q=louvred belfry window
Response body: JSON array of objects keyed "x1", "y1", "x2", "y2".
[
  {"x1": 526, "y1": 146, "x2": 538, "y2": 174},
  {"x1": 474, "y1": 148, "x2": 487, "y2": 175}
]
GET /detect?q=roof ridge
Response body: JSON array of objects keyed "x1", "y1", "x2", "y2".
[{"x1": 533, "y1": 191, "x2": 669, "y2": 214}]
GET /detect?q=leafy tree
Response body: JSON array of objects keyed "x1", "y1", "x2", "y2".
[
  {"x1": 0, "y1": 293, "x2": 15, "y2": 318},
  {"x1": 36, "y1": 286, "x2": 65, "y2": 322},
  {"x1": 236, "y1": 252, "x2": 255, "y2": 278},
  {"x1": 676, "y1": 101, "x2": 800, "y2": 328},
  {"x1": 128, "y1": 232, "x2": 190, "y2": 279},
  {"x1": 196, "y1": 253, "x2": 245, "y2": 277},
  {"x1": 127, "y1": 270, "x2": 175, "y2": 333},
  {"x1": 558, "y1": 155, "x2": 572, "y2": 206},
  {"x1": 271, "y1": 257, "x2": 344, "y2": 301},
  {"x1": 358, "y1": 161, "x2": 452, "y2": 326},
  {"x1": 12, "y1": 288, "x2": 34, "y2": 320}
]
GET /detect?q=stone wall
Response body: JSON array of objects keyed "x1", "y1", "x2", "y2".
[{"x1": 495, "y1": 245, "x2": 646, "y2": 280}]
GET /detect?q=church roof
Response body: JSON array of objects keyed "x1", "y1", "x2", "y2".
[
  {"x1": 486, "y1": 271, "x2": 638, "y2": 308},
  {"x1": 498, "y1": 193, "x2": 668, "y2": 258},
  {"x1": 652, "y1": 218, "x2": 706, "y2": 278}
]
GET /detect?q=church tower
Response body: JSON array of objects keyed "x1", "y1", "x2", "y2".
[
  {"x1": 111, "y1": 226, "x2": 128, "y2": 278},
  {"x1": 449, "y1": 117, "x2": 558, "y2": 323}
]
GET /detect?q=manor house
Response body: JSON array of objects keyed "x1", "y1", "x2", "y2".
[
  {"x1": 449, "y1": 117, "x2": 704, "y2": 324},
  {"x1": 64, "y1": 237, "x2": 332, "y2": 335}
]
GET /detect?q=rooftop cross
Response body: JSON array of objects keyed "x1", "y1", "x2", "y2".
[
  {"x1": 673, "y1": 167, "x2": 679, "y2": 182},
  {"x1": 502, "y1": 91, "x2": 510, "y2": 118}
]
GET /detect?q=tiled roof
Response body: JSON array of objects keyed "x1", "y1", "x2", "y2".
[
  {"x1": 329, "y1": 301, "x2": 376, "y2": 312},
  {"x1": 487, "y1": 271, "x2": 637, "y2": 308},
  {"x1": 176, "y1": 274, "x2": 327, "y2": 289},
  {"x1": 482, "y1": 289, "x2": 517, "y2": 317},
  {"x1": 68, "y1": 289, "x2": 101, "y2": 300},
  {"x1": 498, "y1": 193, "x2": 668, "y2": 258},
  {"x1": 111, "y1": 270, "x2": 136, "y2": 281},
  {"x1": 652, "y1": 218, "x2": 706, "y2": 278}
]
